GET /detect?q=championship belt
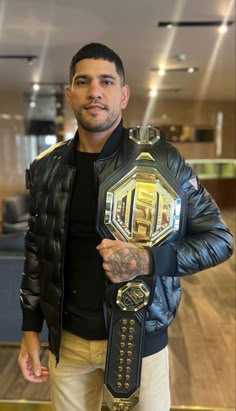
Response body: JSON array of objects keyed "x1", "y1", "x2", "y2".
[{"x1": 97, "y1": 126, "x2": 186, "y2": 411}]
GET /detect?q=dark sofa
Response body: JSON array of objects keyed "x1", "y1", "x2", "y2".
[
  {"x1": 0, "y1": 232, "x2": 25, "y2": 341},
  {"x1": 0, "y1": 231, "x2": 47, "y2": 342},
  {"x1": 2, "y1": 194, "x2": 29, "y2": 233}
]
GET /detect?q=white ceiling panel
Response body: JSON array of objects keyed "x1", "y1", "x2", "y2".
[{"x1": 0, "y1": 0, "x2": 235, "y2": 100}]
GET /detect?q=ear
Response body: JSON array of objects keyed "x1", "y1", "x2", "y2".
[
  {"x1": 65, "y1": 86, "x2": 72, "y2": 107},
  {"x1": 121, "y1": 84, "x2": 130, "y2": 110}
]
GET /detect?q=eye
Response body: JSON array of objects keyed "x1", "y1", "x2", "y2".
[
  {"x1": 103, "y1": 79, "x2": 114, "y2": 86},
  {"x1": 74, "y1": 78, "x2": 87, "y2": 86}
]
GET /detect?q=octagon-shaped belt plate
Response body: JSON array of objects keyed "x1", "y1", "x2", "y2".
[
  {"x1": 103, "y1": 165, "x2": 181, "y2": 247},
  {"x1": 116, "y1": 281, "x2": 150, "y2": 312}
]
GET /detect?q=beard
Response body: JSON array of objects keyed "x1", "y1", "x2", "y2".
[{"x1": 74, "y1": 105, "x2": 121, "y2": 133}]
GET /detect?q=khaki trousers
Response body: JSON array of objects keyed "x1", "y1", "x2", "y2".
[{"x1": 49, "y1": 330, "x2": 170, "y2": 411}]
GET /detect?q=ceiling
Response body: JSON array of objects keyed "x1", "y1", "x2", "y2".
[{"x1": 0, "y1": 0, "x2": 235, "y2": 101}]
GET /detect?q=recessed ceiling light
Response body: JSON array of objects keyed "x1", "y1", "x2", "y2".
[
  {"x1": 218, "y1": 24, "x2": 228, "y2": 34},
  {"x1": 0, "y1": 113, "x2": 11, "y2": 120},
  {"x1": 33, "y1": 83, "x2": 40, "y2": 91},
  {"x1": 14, "y1": 114, "x2": 23, "y2": 121},
  {"x1": 27, "y1": 57, "x2": 36, "y2": 65},
  {"x1": 30, "y1": 101, "x2": 36, "y2": 108},
  {"x1": 158, "y1": 68, "x2": 166, "y2": 76},
  {"x1": 149, "y1": 89, "x2": 158, "y2": 97},
  {"x1": 187, "y1": 67, "x2": 195, "y2": 74}
]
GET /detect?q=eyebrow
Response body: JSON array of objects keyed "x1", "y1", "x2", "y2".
[{"x1": 73, "y1": 74, "x2": 117, "y2": 82}]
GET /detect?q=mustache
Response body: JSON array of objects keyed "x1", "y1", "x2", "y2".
[{"x1": 83, "y1": 99, "x2": 108, "y2": 110}]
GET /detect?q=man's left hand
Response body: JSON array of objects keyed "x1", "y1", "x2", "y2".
[{"x1": 96, "y1": 239, "x2": 150, "y2": 283}]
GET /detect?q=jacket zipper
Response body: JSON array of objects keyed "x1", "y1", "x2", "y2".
[
  {"x1": 93, "y1": 159, "x2": 110, "y2": 334},
  {"x1": 57, "y1": 164, "x2": 76, "y2": 363}
]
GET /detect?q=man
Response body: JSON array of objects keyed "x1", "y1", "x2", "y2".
[{"x1": 18, "y1": 43, "x2": 233, "y2": 411}]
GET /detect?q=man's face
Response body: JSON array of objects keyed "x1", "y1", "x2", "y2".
[{"x1": 66, "y1": 58, "x2": 130, "y2": 133}]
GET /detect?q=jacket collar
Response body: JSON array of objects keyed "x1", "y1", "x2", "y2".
[{"x1": 62, "y1": 120, "x2": 125, "y2": 166}]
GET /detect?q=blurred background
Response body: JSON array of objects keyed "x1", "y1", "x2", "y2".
[{"x1": 0, "y1": 1, "x2": 235, "y2": 410}]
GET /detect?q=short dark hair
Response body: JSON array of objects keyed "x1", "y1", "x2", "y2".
[{"x1": 69, "y1": 43, "x2": 125, "y2": 85}]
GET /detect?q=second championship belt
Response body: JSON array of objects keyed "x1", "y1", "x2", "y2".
[{"x1": 97, "y1": 126, "x2": 186, "y2": 411}]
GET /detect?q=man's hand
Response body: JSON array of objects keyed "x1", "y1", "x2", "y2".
[
  {"x1": 18, "y1": 331, "x2": 49, "y2": 383},
  {"x1": 96, "y1": 239, "x2": 150, "y2": 283}
]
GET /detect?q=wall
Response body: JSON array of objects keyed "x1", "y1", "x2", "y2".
[
  {"x1": 0, "y1": 92, "x2": 235, "y2": 201},
  {"x1": 0, "y1": 92, "x2": 26, "y2": 228},
  {"x1": 122, "y1": 98, "x2": 236, "y2": 159},
  {"x1": 0, "y1": 92, "x2": 26, "y2": 196}
]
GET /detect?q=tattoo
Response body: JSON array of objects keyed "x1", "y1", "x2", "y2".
[{"x1": 107, "y1": 247, "x2": 149, "y2": 281}]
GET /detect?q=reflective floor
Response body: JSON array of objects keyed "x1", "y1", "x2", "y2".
[
  {"x1": 0, "y1": 401, "x2": 234, "y2": 411},
  {"x1": 0, "y1": 212, "x2": 235, "y2": 411}
]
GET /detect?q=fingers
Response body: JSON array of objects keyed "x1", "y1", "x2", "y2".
[
  {"x1": 96, "y1": 238, "x2": 121, "y2": 251},
  {"x1": 18, "y1": 351, "x2": 49, "y2": 383},
  {"x1": 18, "y1": 332, "x2": 49, "y2": 383},
  {"x1": 97, "y1": 239, "x2": 128, "y2": 260},
  {"x1": 25, "y1": 370, "x2": 49, "y2": 383},
  {"x1": 22, "y1": 361, "x2": 49, "y2": 383},
  {"x1": 30, "y1": 348, "x2": 43, "y2": 377}
]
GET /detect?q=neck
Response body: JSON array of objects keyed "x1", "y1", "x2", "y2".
[
  {"x1": 76, "y1": 121, "x2": 120, "y2": 153},
  {"x1": 76, "y1": 130, "x2": 109, "y2": 153}
]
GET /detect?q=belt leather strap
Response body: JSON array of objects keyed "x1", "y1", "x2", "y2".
[{"x1": 104, "y1": 279, "x2": 152, "y2": 411}]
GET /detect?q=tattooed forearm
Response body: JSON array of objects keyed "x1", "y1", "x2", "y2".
[{"x1": 106, "y1": 247, "x2": 150, "y2": 281}]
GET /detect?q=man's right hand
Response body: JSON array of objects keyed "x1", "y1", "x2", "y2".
[{"x1": 18, "y1": 331, "x2": 49, "y2": 383}]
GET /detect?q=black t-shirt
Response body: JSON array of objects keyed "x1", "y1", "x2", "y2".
[{"x1": 63, "y1": 151, "x2": 107, "y2": 340}]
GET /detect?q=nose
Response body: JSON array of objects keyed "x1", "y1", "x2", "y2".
[{"x1": 87, "y1": 80, "x2": 103, "y2": 100}]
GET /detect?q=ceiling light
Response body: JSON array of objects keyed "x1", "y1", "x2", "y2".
[
  {"x1": 29, "y1": 81, "x2": 66, "y2": 92},
  {"x1": 149, "y1": 88, "x2": 182, "y2": 94},
  {"x1": 149, "y1": 89, "x2": 158, "y2": 98},
  {"x1": 0, "y1": 54, "x2": 38, "y2": 62},
  {"x1": 158, "y1": 68, "x2": 166, "y2": 76},
  {"x1": 30, "y1": 101, "x2": 36, "y2": 108},
  {"x1": 218, "y1": 24, "x2": 228, "y2": 34},
  {"x1": 187, "y1": 67, "x2": 195, "y2": 74},
  {"x1": 0, "y1": 113, "x2": 11, "y2": 120},
  {"x1": 158, "y1": 20, "x2": 234, "y2": 28},
  {"x1": 151, "y1": 67, "x2": 198, "y2": 73},
  {"x1": 27, "y1": 57, "x2": 36, "y2": 65},
  {"x1": 33, "y1": 83, "x2": 40, "y2": 91},
  {"x1": 14, "y1": 114, "x2": 23, "y2": 120}
]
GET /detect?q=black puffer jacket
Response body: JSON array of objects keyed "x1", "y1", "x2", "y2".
[{"x1": 20, "y1": 123, "x2": 233, "y2": 361}]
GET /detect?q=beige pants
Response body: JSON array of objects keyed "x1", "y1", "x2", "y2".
[{"x1": 49, "y1": 330, "x2": 170, "y2": 411}]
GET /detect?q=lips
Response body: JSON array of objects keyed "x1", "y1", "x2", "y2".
[{"x1": 85, "y1": 104, "x2": 106, "y2": 110}]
